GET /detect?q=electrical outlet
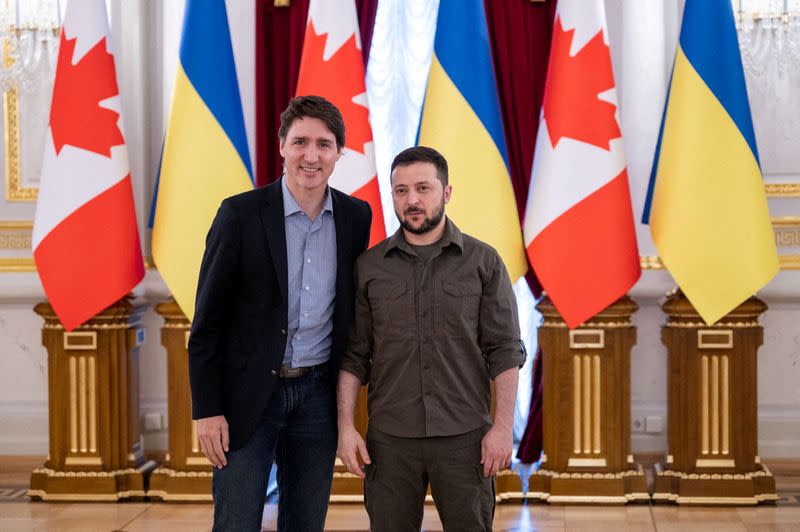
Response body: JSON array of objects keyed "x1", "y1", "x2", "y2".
[
  {"x1": 143, "y1": 412, "x2": 162, "y2": 432},
  {"x1": 632, "y1": 416, "x2": 645, "y2": 433},
  {"x1": 645, "y1": 416, "x2": 663, "y2": 434}
]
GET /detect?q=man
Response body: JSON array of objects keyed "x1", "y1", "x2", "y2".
[
  {"x1": 189, "y1": 95, "x2": 372, "y2": 531},
  {"x1": 338, "y1": 146, "x2": 526, "y2": 531}
]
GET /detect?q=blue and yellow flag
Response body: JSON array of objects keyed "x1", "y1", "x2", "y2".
[
  {"x1": 151, "y1": 0, "x2": 253, "y2": 320},
  {"x1": 418, "y1": 0, "x2": 527, "y2": 280},
  {"x1": 643, "y1": 0, "x2": 778, "y2": 324}
]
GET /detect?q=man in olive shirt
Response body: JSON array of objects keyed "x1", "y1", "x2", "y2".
[{"x1": 337, "y1": 146, "x2": 526, "y2": 531}]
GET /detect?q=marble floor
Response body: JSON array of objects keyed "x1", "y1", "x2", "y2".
[{"x1": 1, "y1": 457, "x2": 799, "y2": 531}]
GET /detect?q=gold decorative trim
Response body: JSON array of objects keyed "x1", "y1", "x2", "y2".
[
  {"x1": 722, "y1": 355, "x2": 729, "y2": 455},
  {"x1": 4, "y1": 87, "x2": 38, "y2": 201},
  {"x1": 44, "y1": 322, "x2": 137, "y2": 330},
  {"x1": 701, "y1": 355, "x2": 709, "y2": 454},
  {"x1": 651, "y1": 493, "x2": 761, "y2": 505},
  {"x1": 534, "y1": 466, "x2": 645, "y2": 480},
  {"x1": 656, "y1": 464, "x2": 773, "y2": 480},
  {"x1": 593, "y1": 354, "x2": 600, "y2": 453},
  {"x1": 545, "y1": 494, "x2": 646, "y2": 503},
  {"x1": 567, "y1": 457, "x2": 607, "y2": 468},
  {"x1": 540, "y1": 320, "x2": 631, "y2": 328},
  {"x1": 569, "y1": 329, "x2": 604, "y2": 349},
  {"x1": 89, "y1": 355, "x2": 97, "y2": 452},
  {"x1": 274, "y1": 0, "x2": 291, "y2": 6},
  {"x1": 582, "y1": 356, "x2": 591, "y2": 453},
  {"x1": 0, "y1": 256, "x2": 156, "y2": 272},
  {"x1": 696, "y1": 458, "x2": 735, "y2": 468},
  {"x1": 79, "y1": 356, "x2": 87, "y2": 452},
  {"x1": 160, "y1": 322, "x2": 191, "y2": 329},
  {"x1": 698, "y1": 330, "x2": 733, "y2": 349},
  {"x1": 0, "y1": 258, "x2": 35, "y2": 271},
  {"x1": 31, "y1": 467, "x2": 142, "y2": 477},
  {"x1": 185, "y1": 456, "x2": 210, "y2": 467},
  {"x1": 573, "y1": 355, "x2": 581, "y2": 454},
  {"x1": 64, "y1": 456, "x2": 102, "y2": 466},
  {"x1": 766, "y1": 183, "x2": 800, "y2": 197},
  {"x1": 641, "y1": 255, "x2": 800, "y2": 270},
  {"x1": 149, "y1": 467, "x2": 213, "y2": 478},
  {"x1": 27, "y1": 490, "x2": 120, "y2": 501},
  {"x1": 64, "y1": 331, "x2": 98, "y2": 351},
  {"x1": 69, "y1": 356, "x2": 77, "y2": 452},
  {"x1": 772, "y1": 216, "x2": 800, "y2": 225},
  {"x1": 328, "y1": 494, "x2": 364, "y2": 503},
  {"x1": 0, "y1": 221, "x2": 33, "y2": 229},
  {"x1": 668, "y1": 321, "x2": 760, "y2": 329}
]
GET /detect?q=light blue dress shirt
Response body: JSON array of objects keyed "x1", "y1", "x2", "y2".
[{"x1": 281, "y1": 178, "x2": 338, "y2": 367}]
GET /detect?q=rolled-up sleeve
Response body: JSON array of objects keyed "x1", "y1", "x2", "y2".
[
  {"x1": 479, "y1": 251, "x2": 526, "y2": 379},
  {"x1": 340, "y1": 258, "x2": 373, "y2": 384}
]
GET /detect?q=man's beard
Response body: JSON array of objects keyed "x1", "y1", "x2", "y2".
[{"x1": 398, "y1": 198, "x2": 446, "y2": 235}]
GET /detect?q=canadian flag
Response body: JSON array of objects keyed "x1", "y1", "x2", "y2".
[
  {"x1": 523, "y1": 0, "x2": 640, "y2": 329},
  {"x1": 295, "y1": 0, "x2": 385, "y2": 247},
  {"x1": 32, "y1": 0, "x2": 144, "y2": 331}
]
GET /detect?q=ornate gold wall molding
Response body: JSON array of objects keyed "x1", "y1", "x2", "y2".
[
  {"x1": 4, "y1": 87, "x2": 37, "y2": 201},
  {"x1": 765, "y1": 183, "x2": 800, "y2": 197}
]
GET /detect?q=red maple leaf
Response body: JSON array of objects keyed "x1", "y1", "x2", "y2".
[
  {"x1": 50, "y1": 32, "x2": 124, "y2": 157},
  {"x1": 295, "y1": 21, "x2": 372, "y2": 154},
  {"x1": 542, "y1": 16, "x2": 621, "y2": 151}
]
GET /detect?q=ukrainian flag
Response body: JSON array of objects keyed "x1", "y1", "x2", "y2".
[
  {"x1": 151, "y1": 0, "x2": 253, "y2": 320},
  {"x1": 643, "y1": 0, "x2": 778, "y2": 324},
  {"x1": 418, "y1": 0, "x2": 527, "y2": 280}
]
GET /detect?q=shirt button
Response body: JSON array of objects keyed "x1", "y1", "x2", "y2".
[
  {"x1": 305, "y1": 285, "x2": 310, "y2": 291},
  {"x1": 304, "y1": 312, "x2": 308, "y2": 317},
  {"x1": 271, "y1": 369, "x2": 278, "y2": 376},
  {"x1": 281, "y1": 329, "x2": 287, "y2": 336},
  {"x1": 307, "y1": 258, "x2": 311, "y2": 263}
]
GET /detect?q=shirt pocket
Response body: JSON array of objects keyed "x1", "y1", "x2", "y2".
[
  {"x1": 367, "y1": 281, "x2": 412, "y2": 338},
  {"x1": 440, "y1": 279, "x2": 482, "y2": 338}
]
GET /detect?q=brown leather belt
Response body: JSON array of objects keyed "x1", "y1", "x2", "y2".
[{"x1": 278, "y1": 362, "x2": 327, "y2": 379}]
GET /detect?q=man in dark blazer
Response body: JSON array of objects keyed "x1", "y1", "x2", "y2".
[{"x1": 188, "y1": 95, "x2": 372, "y2": 532}]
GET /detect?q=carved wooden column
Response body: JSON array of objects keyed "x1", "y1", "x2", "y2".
[
  {"x1": 29, "y1": 299, "x2": 155, "y2": 501},
  {"x1": 147, "y1": 299, "x2": 213, "y2": 501},
  {"x1": 653, "y1": 291, "x2": 777, "y2": 505},
  {"x1": 528, "y1": 296, "x2": 648, "y2": 504}
]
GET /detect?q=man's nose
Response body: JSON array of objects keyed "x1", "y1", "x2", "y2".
[{"x1": 303, "y1": 144, "x2": 319, "y2": 162}]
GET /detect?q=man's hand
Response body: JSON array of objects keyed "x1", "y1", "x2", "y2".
[
  {"x1": 480, "y1": 424, "x2": 513, "y2": 478},
  {"x1": 197, "y1": 415, "x2": 229, "y2": 468},
  {"x1": 337, "y1": 424, "x2": 371, "y2": 478}
]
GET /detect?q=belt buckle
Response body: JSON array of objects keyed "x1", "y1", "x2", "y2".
[{"x1": 279, "y1": 365, "x2": 308, "y2": 379}]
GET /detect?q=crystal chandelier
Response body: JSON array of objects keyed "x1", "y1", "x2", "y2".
[
  {"x1": 0, "y1": 0, "x2": 61, "y2": 92},
  {"x1": 735, "y1": 0, "x2": 800, "y2": 79}
]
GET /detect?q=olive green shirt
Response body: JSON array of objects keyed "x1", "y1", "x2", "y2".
[{"x1": 341, "y1": 218, "x2": 526, "y2": 438}]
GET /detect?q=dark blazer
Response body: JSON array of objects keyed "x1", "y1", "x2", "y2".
[{"x1": 188, "y1": 179, "x2": 372, "y2": 450}]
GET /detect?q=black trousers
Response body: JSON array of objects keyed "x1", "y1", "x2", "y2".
[{"x1": 364, "y1": 426, "x2": 495, "y2": 532}]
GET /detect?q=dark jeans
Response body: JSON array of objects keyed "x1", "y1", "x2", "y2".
[
  {"x1": 212, "y1": 364, "x2": 337, "y2": 532},
  {"x1": 364, "y1": 426, "x2": 495, "y2": 532}
]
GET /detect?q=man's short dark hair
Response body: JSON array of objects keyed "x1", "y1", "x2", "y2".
[
  {"x1": 390, "y1": 146, "x2": 449, "y2": 187},
  {"x1": 278, "y1": 95, "x2": 345, "y2": 150}
]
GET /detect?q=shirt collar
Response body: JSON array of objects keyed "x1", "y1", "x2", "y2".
[
  {"x1": 281, "y1": 176, "x2": 333, "y2": 218},
  {"x1": 384, "y1": 216, "x2": 464, "y2": 257}
]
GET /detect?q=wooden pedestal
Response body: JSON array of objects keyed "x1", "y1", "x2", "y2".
[
  {"x1": 528, "y1": 296, "x2": 649, "y2": 504},
  {"x1": 147, "y1": 299, "x2": 213, "y2": 501},
  {"x1": 652, "y1": 292, "x2": 777, "y2": 505},
  {"x1": 29, "y1": 299, "x2": 156, "y2": 501}
]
